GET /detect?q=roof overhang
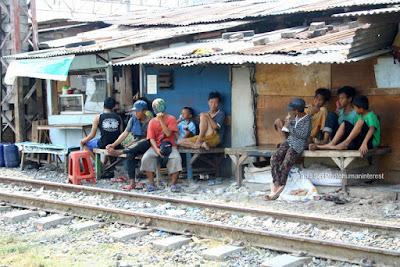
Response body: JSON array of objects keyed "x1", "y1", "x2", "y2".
[{"x1": 4, "y1": 55, "x2": 75, "y2": 85}]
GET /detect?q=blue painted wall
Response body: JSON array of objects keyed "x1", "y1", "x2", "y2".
[{"x1": 144, "y1": 65, "x2": 232, "y2": 146}]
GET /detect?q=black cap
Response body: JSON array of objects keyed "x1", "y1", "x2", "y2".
[{"x1": 286, "y1": 98, "x2": 306, "y2": 111}]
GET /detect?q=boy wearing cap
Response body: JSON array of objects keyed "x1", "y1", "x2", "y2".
[
  {"x1": 177, "y1": 92, "x2": 225, "y2": 150},
  {"x1": 106, "y1": 100, "x2": 152, "y2": 191},
  {"x1": 80, "y1": 97, "x2": 122, "y2": 163},
  {"x1": 140, "y1": 98, "x2": 182, "y2": 192},
  {"x1": 265, "y1": 98, "x2": 312, "y2": 201}
]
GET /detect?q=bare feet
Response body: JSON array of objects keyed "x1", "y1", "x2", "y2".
[
  {"x1": 308, "y1": 143, "x2": 318, "y2": 151},
  {"x1": 201, "y1": 142, "x2": 210, "y2": 150},
  {"x1": 317, "y1": 142, "x2": 336, "y2": 150},
  {"x1": 333, "y1": 142, "x2": 348, "y2": 150},
  {"x1": 192, "y1": 142, "x2": 201, "y2": 149},
  {"x1": 107, "y1": 147, "x2": 122, "y2": 157}
]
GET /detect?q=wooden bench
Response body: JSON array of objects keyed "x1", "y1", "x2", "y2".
[
  {"x1": 93, "y1": 148, "x2": 162, "y2": 187},
  {"x1": 225, "y1": 145, "x2": 392, "y2": 191},
  {"x1": 178, "y1": 147, "x2": 225, "y2": 179},
  {"x1": 17, "y1": 142, "x2": 80, "y2": 173}
]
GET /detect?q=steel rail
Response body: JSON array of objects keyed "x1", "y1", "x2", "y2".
[
  {"x1": 1, "y1": 191, "x2": 399, "y2": 265},
  {"x1": 1, "y1": 176, "x2": 400, "y2": 234}
]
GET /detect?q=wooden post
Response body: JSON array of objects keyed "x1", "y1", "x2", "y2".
[
  {"x1": 106, "y1": 65, "x2": 113, "y2": 97},
  {"x1": 10, "y1": 0, "x2": 21, "y2": 54},
  {"x1": 36, "y1": 79, "x2": 44, "y2": 119},
  {"x1": 14, "y1": 77, "x2": 25, "y2": 142},
  {"x1": 30, "y1": 0, "x2": 39, "y2": 51}
]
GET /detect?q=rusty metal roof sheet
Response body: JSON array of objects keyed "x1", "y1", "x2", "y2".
[
  {"x1": 4, "y1": 21, "x2": 253, "y2": 59},
  {"x1": 333, "y1": 6, "x2": 400, "y2": 17},
  {"x1": 112, "y1": 22, "x2": 394, "y2": 66},
  {"x1": 96, "y1": 0, "x2": 400, "y2": 26}
]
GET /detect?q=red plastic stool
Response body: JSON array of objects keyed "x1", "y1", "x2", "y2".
[{"x1": 68, "y1": 151, "x2": 96, "y2": 185}]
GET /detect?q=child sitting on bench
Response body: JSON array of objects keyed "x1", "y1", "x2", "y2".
[{"x1": 316, "y1": 95, "x2": 380, "y2": 155}]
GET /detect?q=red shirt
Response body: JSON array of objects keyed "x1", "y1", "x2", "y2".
[{"x1": 147, "y1": 114, "x2": 178, "y2": 147}]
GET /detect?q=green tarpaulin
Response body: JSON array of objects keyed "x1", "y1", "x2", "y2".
[{"x1": 4, "y1": 55, "x2": 75, "y2": 85}]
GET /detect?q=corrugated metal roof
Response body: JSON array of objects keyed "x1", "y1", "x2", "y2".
[
  {"x1": 112, "y1": 22, "x2": 393, "y2": 66},
  {"x1": 4, "y1": 21, "x2": 253, "y2": 59},
  {"x1": 333, "y1": 6, "x2": 400, "y2": 17},
  {"x1": 112, "y1": 49, "x2": 390, "y2": 66},
  {"x1": 92, "y1": 0, "x2": 400, "y2": 26}
]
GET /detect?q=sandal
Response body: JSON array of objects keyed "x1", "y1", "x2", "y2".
[
  {"x1": 170, "y1": 185, "x2": 181, "y2": 193},
  {"x1": 143, "y1": 184, "x2": 157, "y2": 192},
  {"x1": 111, "y1": 177, "x2": 127, "y2": 182},
  {"x1": 122, "y1": 185, "x2": 134, "y2": 191}
]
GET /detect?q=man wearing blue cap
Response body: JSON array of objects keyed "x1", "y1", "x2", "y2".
[
  {"x1": 107, "y1": 100, "x2": 152, "y2": 191},
  {"x1": 265, "y1": 98, "x2": 312, "y2": 201}
]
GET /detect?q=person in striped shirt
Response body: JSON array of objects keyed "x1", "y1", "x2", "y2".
[{"x1": 265, "y1": 98, "x2": 312, "y2": 201}]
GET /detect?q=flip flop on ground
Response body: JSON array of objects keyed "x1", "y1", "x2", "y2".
[
  {"x1": 143, "y1": 184, "x2": 157, "y2": 192},
  {"x1": 111, "y1": 177, "x2": 127, "y2": 182},
  {"x1": 170, "y1": 185, "x2": 181, "y2": 193},
  {"x1": 122, "y1": 185, "x2": 134, "y2": 191}
]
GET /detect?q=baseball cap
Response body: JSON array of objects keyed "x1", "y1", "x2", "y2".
[
  {"x1": 131, "y1": 100, "x2": 147, "y2": 111},
  {"x1": 152, "y1": 98, "x2": 166, "y2": 114},
  {"x1": 286, "y1": 98, "x2": 306, "y2": 111}
]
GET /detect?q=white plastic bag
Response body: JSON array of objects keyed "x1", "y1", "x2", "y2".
[
  {"x1": 302, "y1": 163, "x2": 342, "y2": 186},
  {"x1": 244, "y1": 162, "x2": 272, "y2": 184},
  {"x1": 278, "y1": 167, "x2": 318, "y2": 201}
]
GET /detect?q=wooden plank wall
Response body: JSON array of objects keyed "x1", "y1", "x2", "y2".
[
  {"x1": 255, "y1": 59, "x2": 400, "y2": 183},
  {"x1": 256, "y1": 64, "x2": 331, "y2": 145}
]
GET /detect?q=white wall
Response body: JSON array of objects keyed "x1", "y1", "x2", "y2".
[
  {"x1": 231, "y1": 66, "x2": 256, "y2": 147},
  {"x1": 374, "y1": 57, "x2": 400, "y2": 88}
]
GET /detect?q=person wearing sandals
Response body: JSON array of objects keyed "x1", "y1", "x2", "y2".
[
  {"x1": 106, "y1": 100, "x2": 152, "y2": 191},
  {"x1": 266, "y1": 98, "x2": 312, "y2": 201},
  {"x1": 140, "y1": 98, "x2": 182, "y2": 192}
]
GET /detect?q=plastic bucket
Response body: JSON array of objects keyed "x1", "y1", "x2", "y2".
[
  {"x1": 0, "y1": 144, "x2": 4, "y2": 167},
  {"x1": 4, "y1": 143, "x2": 19, "y2": 168}
]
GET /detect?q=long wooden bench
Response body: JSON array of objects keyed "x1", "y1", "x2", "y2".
[
  {"x1": 225, "y1": 145, "x2": 392, "y2": 191},
  {"x1": 178, "y1": 147, "x2": 225, "y2": 179},
  {"x1": 93, "y1": 148, "x2": 162, "y2": 187}
]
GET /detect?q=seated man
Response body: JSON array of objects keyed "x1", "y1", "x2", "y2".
[
  {"x1": 140, "y1": 98, "x2": 182, "y2": 192},
  {"x1": 106, "y1": 100, "x2": 152, "y2": 191},
  {"x1": 274, "y1": 88, "x2": 330, "y2": 142},
  {"x1": 177, "y1": 92, "x2": 225, "y2": 150},
  {"x1": 80, "y1": 97, "x2": 122, "y2": 165},
  {"x1": 317, "y1": 95, "x2": 380, "y2": 155},
  {"x1": 175, "y1": 107, "x2": 197, "y2": 140}
]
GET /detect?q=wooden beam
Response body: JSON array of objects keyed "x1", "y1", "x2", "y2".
[
  {"x1": 23, "y1": 82, "x2": 36, "y2": 104},
  {"x1": 10, "y1": 0, "x2": 21, "y2": 54},
  {"x1": 0, "y1": 32, "x2": 11, "y2": 50},
  {"x1": 1, "y1": 113, "x2": 15, "y2": 133},
  {"x1": 0, "y1": 2, "x2": 10, "y2": 18},
  {"x1": 1, "y1": 83, "x2": 15, "y2": 106},
  {"x1": 30, "y1": 0, "x2": 39, "y2": 51},
  {"x1": 14, "y1": 77, "x2": 25, "y2": 142}
]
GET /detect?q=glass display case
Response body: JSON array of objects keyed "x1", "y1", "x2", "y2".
[{"x1": 59, "y1": 94, "x2": 84, "y2": 114}]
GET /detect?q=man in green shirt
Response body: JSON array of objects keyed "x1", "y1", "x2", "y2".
[{"x1": 317, "y1": 95, "x2": 380, "y2": 155}]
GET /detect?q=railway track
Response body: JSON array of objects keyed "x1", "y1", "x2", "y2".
[{"x1": 1, "y1": 176, "x2": 400, "y2": 265}]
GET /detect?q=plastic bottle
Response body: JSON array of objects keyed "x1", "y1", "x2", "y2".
[{"x1": 4, "y1": 143, "x2": 19, "y2": 168}]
